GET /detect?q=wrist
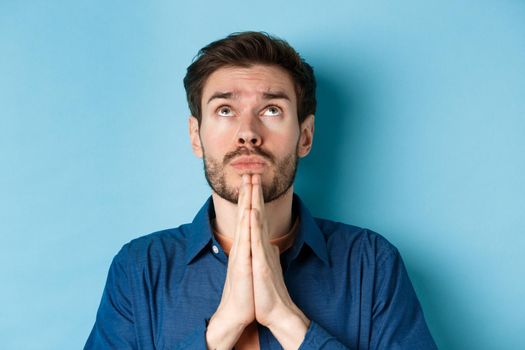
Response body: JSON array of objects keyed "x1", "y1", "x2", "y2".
[
  {"x1": 206, "y1": 311, "x2": 246, "y2": 350},
  {"x1": 267, "y1": 306, "x2": 310, "y2": 350}
]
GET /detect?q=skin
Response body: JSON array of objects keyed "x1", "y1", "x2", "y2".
[{"x1": 189, "y1": 65, "x2": 315, "y2": 349}]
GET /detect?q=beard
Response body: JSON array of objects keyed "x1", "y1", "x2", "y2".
[{"x1": 202, "y1": 145, "x2": 299, "y2": 204}]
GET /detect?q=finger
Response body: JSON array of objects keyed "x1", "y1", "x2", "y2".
[
  {"x1": 251, "y1": 174, "x2": 268, "y2": 242},
  {"x1": 232, "y1": 176, "x2": 246, "y2": 248},
  {"x1": 238, "y1": 174, "x2": 252, "y2": 212},
  {"x1": 233, "y1": 175, "x2": 252, "y2": 251},
  {"x1": 233, "y1": 207, "x2": 251, "y2": 260},
  {"x1": 235, "y1": 174, "x2": 251, "y2": 231},
  {"x1": 251, "y1": 174, "x2": 265, "y2": 217},
  {"x1": 250, "y1": 208, "x2": 263, "y2": 257}
]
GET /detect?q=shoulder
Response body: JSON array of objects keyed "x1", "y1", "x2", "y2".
[
  {"x1": 112, "y1": 224, "x2": 192, "y2": 268},
  {"x1": 314, "y1": 217, "x2": 399, "y2": 266}
]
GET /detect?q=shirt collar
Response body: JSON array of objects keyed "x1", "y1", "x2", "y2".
[
  {"x1": 185, "y1": 197, "x2": 215, "y2": 265},
  {"x1": 290, "y1": 194, "x2": 330, "y2": 266},
  {"x1": 185, "y1": 194, "x2": 329, "y2": 266}
]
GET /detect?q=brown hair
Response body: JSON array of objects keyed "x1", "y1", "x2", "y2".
[{"x1": 183, "y1": 31, "x2": 316, "y2": 125}]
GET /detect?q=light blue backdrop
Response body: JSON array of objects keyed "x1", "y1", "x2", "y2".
[{"x1": 1, "y1": 1, "x2": 524, "y2": 349}]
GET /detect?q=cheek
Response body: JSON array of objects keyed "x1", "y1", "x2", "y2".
[
  {"x1": 265, "y1": 124, "x2": 300, "y2": 152},
  {"x1": 200, "y1": 128, "x2": 230, "y2": 155}
]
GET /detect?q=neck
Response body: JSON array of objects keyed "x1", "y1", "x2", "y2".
[{"x1": 212, "y1": 187, "x2": 294, "y2": 240}]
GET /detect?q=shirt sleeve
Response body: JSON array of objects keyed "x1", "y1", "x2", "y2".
[
  {"x1": 84, "y1": 246, "x2": 136, "y2": 349},
  {"x1": 84, "y1": 245, "x2": 212, "y2": 350},
  {"x1": 299, "y1": 242, "x2": 437, "y2": 350},
  {"x1": 370, "y1": 248, "x2": 437, "y2": 350},
  {"x1": 171, "y1": 319, "x2": 209, "y2": 350},
  {"x1": 298, "y1": 321, "x2": 352, "y2": 349}
]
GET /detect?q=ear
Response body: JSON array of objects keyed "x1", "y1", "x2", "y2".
[
  {"x1": 188, "y1": 116, "x2": 203, "y2": 158},
  {"x1": 297, "y1": 114, "x2": 314, "y2": 158}
]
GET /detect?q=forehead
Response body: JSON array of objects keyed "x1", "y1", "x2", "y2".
[{"x1": 201, "y1": 64, "x2": 297, "y2": 104}]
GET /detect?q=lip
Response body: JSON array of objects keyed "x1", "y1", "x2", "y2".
[{"x1": 230, "y1": 156, "x2": 267, "y2": 171}]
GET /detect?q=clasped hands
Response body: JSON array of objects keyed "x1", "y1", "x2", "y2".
[{"x1": 206, "y1": 174, "x2": 310, "y2": 350}]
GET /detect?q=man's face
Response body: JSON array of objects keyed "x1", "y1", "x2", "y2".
[{"x1": 189, "y1": 64, "x2": 313, "y2": 204}]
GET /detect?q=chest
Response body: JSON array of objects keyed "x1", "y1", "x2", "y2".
[{"x1": 133, "y1": 254, "x2": 370, "y2": 349}]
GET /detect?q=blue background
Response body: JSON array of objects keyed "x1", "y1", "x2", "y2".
[{"x1": 1, "y1": 1, "x2": 524, "y2": 349}]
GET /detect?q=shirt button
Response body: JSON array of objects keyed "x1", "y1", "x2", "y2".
[{"x1": 212, "y1": 245, "x2": 219, "y2": 254}]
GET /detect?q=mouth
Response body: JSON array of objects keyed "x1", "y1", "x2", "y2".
[{"x1": 230, "y1": 156, "x2": 267, "y2": 173}]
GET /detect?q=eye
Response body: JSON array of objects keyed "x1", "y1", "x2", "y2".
[
  {"x1": 262, "y1": 105, "x2": 282, "y2": 117},
  {"x1": 217, "y1": 106, "x2": 234, "y2": 117}
]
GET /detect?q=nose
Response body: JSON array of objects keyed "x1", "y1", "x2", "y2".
[{"x1": 236, "y1": 117, "x2": 262, "y2": 147}]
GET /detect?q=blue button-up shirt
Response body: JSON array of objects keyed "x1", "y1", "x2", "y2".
[{"x1": 85, "y1": 195, "x2": 437, "y2": 349}]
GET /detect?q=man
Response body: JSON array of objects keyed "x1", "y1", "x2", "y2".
[{"x1": 85, "y1": 32, "x2": 437, "y2": 349}]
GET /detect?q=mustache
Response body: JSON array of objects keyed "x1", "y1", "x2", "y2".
[{"x1": 223, "y1": 147, "x2": 274, "y2": 165}]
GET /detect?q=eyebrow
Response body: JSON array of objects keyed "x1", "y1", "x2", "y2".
[
  {"x1": 207, "y1": 92, "x2": 234, "y2": 105},
  {"x1": 262, "y1": 91, "x2": 291, "y2": 101},
  {"x1": 206, "y1": 91, "x2": 291, "y2": 105}
]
